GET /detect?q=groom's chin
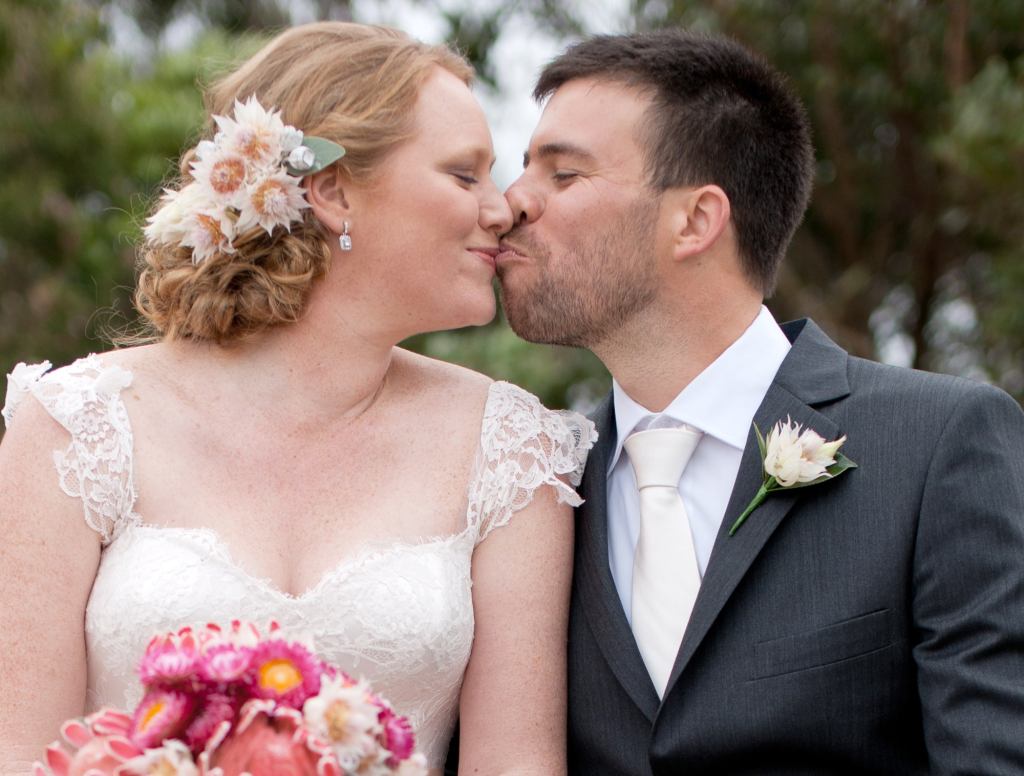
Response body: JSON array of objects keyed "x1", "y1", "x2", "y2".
[
  {"x1": 499, "y1": 289, "x2": 578, "y2": 348},
  {"x1": 497, "y1": 283, "x2": 539, "y2": 343}
]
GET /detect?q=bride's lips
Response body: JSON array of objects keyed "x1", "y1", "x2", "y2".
[
  {"x1": 495, "y1": 242, "x2": 527, "y2": 265},
  {"x1": 468, "y1": 246, "x2": 499, "y2": 269}
]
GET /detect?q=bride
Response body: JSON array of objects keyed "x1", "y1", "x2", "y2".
[{"x1": 0, "y1": 22, "x2": 595, "y2": 775}]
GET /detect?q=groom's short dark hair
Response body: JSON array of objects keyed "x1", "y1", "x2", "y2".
[{"x1": 535, "y1": 29, "x2": 814, "y2": 296}]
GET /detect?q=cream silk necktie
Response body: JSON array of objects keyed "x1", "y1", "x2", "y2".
[{"x1": 624, "y1": 423, "x2": 703, "y2": 697}]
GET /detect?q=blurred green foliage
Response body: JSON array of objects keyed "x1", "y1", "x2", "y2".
[
  {"x1": 0, "y1": 0, "x2": 265, "y2": 372},
  {"x1": 2, "y1": 0, "x2": 1022, "y2": 422}
]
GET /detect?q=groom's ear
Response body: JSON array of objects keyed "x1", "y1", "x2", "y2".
[
  {"x1": 665, "y1": 185, "x2": 731, "y2": 262},
  {"x1": 305, "y1": 168, "x2": 353, "y2": 236}
]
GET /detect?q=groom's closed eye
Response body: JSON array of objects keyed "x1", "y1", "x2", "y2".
[{"x1": 522, "y1": 142, "x2": 598, "y2": 169}]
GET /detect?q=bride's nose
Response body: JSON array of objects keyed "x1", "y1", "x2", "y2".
[{"x1": 480, "y1": 181, "x2": 514, "y2": 236}]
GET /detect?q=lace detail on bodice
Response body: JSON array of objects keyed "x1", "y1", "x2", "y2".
[
  {"x1": 85, "y1": 523, "x2": 478, "y2": 764},
  {"x1": 3, "y1": 359, "x2": 597, "y2": 769},
  {"x1": 469, "y1": 381, "x2": 594, "y2": 544},
  {"x1": 3, "y1": 356, "x2": 138, "y2": 544}
]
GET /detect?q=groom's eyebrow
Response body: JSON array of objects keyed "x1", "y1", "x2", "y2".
[{"x1": 523, "y1": 142, "x2": 597, "y2": 168}]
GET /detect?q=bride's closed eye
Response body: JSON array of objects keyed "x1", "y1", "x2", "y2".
[{"x1": 452, "y1": 172, "x2": 479, "y2": 185}]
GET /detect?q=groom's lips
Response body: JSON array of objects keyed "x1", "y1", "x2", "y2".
[{"x1": 496, "y1": 242, "x2": 527, "y2": 265}]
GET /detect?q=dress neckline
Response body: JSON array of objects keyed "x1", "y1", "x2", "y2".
[
  {"x1": 120, "y1": 523, "x2": 474, "y2": 601},
  {"x1": 78, "y1": 358, "x2": 508, "y2": 597}
]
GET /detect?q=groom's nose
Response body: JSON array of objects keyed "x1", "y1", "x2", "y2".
[{"x1": 504, "y1": 177, "x2": 544, "y2": 227}]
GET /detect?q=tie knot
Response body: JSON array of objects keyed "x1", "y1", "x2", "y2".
[{"x1": 624, "y1": 425, "x2": 702, "y2": 489}]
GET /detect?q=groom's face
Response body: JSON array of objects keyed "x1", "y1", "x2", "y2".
[{"x1": 497, "y1": 78, "x2": 661, "y2": 348}]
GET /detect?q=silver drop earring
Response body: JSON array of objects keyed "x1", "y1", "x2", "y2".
[{"x1": 339, "y1": 221, "x2": 353, "y2": 251}]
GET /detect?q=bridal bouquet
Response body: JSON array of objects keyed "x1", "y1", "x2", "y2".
[{"x1": 35, "y1": 621, "x2": 426, "y2": 776}]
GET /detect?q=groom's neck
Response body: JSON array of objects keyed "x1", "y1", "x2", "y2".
[{"x1": 594, "y1": 294, "x2": 762, "y2": 413}]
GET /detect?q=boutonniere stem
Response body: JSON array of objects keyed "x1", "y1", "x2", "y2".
[{"x1": 729, "y1": 418, "x2": 857, "y2": 535}]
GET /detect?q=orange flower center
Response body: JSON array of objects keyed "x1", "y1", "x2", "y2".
[
  {"x1": 258, "y1": 659, "x2": 302, "y2": 694},
  {"x1": 196, "y1": 213, "x2": 225, "y2": 240},
  {"x1": 140, "y1": 700, "x2": 166, "y2": 731},
  {"x1": 325, "y1": 700, "x2": 351, "y2": 741},
  {"x1": 209, "y1": 158, "x2": 246, "y2": 194},
  {"x1": 251, "y1": 180, "x2": 286, "y2": 216},
  {"x1": 237, "y1": 130, "x2": 271, "y2": 160}
]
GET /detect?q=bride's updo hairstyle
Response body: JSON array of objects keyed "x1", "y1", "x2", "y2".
[{"x1": 135, "y1": 23, "x2": 473, "y2": 343}]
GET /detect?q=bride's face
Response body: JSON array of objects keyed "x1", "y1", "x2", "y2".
[{"x1": 351, "y1": 67, "x2": 512, "y2": 336}]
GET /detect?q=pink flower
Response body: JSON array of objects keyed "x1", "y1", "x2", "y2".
[
  {"x1": 83, "y1": 708, "x2": 134, "y2": 739},
  {"x1": 245, "y1": 639, "x2": 322, "y2": 709},
  {"x1": 200, "y1": 643, "x2": 254, "y2": 684},
  {"x1": 138, "y1": 629, "x2": 202, "y2": 687},
  {"x1": 201, "y1": 701, "x2": 339, "y2": 776},
  {"x1": 222, "y1": 620, "x2": 264, "y2": 648},
  {"x1": 378, "y1": 708, "x2": 416, "y2": 762},
  {"x1": 130, "y1": 688, "x2": 195, "y2": 749},
  {"x1": 32, "y1": 710, "x2": 141, "y2": 776},
  {"x1": 38, "y1": 622, "x2": 425, "y2": 776},
  {"x1": 121, "y1": 739, "x2": 198, "y2": 775},
  {"x1": 183, "y1": 692, "x2": 238, "y2": 754}
]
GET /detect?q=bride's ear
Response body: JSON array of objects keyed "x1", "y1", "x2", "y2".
[{"x1": 305, "y1": 168, "x2": 352, "y2": 236}]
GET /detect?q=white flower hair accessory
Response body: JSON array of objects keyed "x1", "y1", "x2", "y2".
[
  {"x1": 144, "y1": 95, "x2": 346, "y2": 265},
  {"x1": 729, "y1": 416, "x2": 856, "y2": 535}
]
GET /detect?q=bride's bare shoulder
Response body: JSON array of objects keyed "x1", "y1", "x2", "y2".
[
  {"x1": 391, "y1": 348, "x2": 494, "y2": 420},
  {"x1": 80, "y1": 342, "x2": 166, "y2": 375}
]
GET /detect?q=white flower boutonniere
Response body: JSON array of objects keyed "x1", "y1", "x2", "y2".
[{"x1": 729, "y1": 416, "x2": 857, "y2": 536}]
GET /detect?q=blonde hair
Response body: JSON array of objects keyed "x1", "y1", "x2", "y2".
[{"x1": 134, "y1": 22, "x2": 473, "y2": 344}]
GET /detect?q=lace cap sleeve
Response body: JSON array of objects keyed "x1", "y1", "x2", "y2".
[
  {"x1": 3, "y1": 356, "x2": 137, "y2": 544},
  {"x1": 467, "y1": 381, "x2": 597, "y2": 545}
]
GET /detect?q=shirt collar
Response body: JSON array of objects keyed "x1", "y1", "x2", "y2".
[{"x1": 609, "y1": 306, "x2": 791, "y2": 472}]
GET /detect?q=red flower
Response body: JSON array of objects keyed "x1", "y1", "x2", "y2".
[
  {"x1": 138, "y1": 629, "x2": 202, "y2": 687},
  {"x1": 203, "y1": 701, "x2": 339, "y2": 776},
  {"x1": 184, "y1": 692, "x2": 238, "y2": 754}
]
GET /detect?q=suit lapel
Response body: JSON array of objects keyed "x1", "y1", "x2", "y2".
[
  {"x1": 663, "y1": 319, "x2": 851, "y2": 697},
  {"x1": 575, "y1": 397, "x2": 661, "y2": 721}
]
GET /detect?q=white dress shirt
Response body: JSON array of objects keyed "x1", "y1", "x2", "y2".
[{"x1": 607, "y1": 306, "x2": 792, "y2": 623}]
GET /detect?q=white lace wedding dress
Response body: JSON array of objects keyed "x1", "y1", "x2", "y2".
[{"x1": 2, "y1": 356, "x2": 596, "y2": 770}]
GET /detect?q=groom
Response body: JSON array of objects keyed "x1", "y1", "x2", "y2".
[{"x1": 496, "y1": 30, "x2": 1024, "y2": 774}]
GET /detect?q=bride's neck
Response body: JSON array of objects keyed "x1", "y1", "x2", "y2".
[{"x1": 162, "y1": 283, "x2": 399, "y2": 424}]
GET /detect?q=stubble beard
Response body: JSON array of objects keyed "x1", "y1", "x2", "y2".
[{"x1": 498, "y1": 198, "x2": 660, "y2": 349}]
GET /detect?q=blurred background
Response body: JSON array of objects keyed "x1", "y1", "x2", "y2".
[{"x1": 2, "y1": 0, "x2": 1022, "y2": 420}]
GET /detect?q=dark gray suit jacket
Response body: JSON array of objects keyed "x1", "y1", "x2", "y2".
[{"x1": 568, "y1": 318, "x2": 1024, "y2": 775}]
